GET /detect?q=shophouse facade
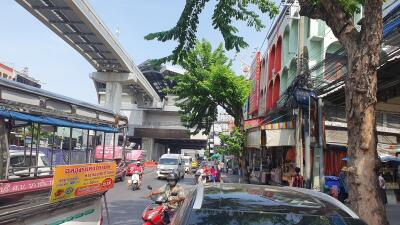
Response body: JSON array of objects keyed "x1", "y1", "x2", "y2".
[{"x1": 244, "y1": 1, "x2": 400, "y2": 198}]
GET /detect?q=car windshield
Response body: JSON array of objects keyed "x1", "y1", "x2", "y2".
[
  {"x1": 159, "y1": 158, "x2": 178, "y2": 165},
  {"x1": 186, "y1": 209, "x2": 367, "y2": 225}
]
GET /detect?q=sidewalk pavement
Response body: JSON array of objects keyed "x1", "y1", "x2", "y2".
[{"x1": 220, "y1": 172, "x2": 400, "y2": 225}]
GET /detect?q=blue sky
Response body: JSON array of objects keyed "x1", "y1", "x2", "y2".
[{"x1": 0, "y1": 0, "x2": 277, "y2": 104}]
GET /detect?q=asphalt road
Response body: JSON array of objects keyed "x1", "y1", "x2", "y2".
[{"x1": 105, "y1": 169, "x2": 196, "y2": 225}]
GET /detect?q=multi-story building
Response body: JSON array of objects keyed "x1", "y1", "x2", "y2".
[
  {"x1": 0, "y1": 62, "x2": 41, "y2": 88},
  {"x1": 92, "y1": 62, "x2": 207, "y2": 161},
  {"x1": 243, "y1": 1, "x2": 400, "y2": 195}
]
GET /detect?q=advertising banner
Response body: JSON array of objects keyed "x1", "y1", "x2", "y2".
[
  {"x1": 49, "y1": 162, "x2": 116, "y2": 203},
  {"x1": 95, "y1": 146, "x2": 122, "y2": 159},
  {"x1": 248, "y1": 51, "x2": 261, "y2": 115}
]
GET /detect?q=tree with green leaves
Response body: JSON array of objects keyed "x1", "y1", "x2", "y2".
[
  {"x1": 145, "y1": 0, "x2": 278, "y2": 64},
  {"x1": 216, "y1": 127, "x2": 245, "y2": 157},
  {"x1": 167, "y1": 40, "x2": 251, "y2": 134},
  {"x1": 147, "y1": 1, "x2": 387, "y2": 224},
  {"x1": 166, "y1": 40, "x2": 251, "y2": 176}
]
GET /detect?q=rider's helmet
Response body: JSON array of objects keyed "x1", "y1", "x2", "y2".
[{"x1": 167, "y1": 173, "x2": 179, "y2": 187}]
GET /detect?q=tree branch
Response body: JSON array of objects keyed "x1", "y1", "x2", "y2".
[{"x1": 298, "y1": 0, "x2": 360, "y2": 51}]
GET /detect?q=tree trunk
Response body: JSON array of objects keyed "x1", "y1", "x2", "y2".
[
  {"x1": 345, "y1": 2, "x2": 388, "y2": 225},
  {"x1": 236, "y1": 110, "x2": 249, "y2": 181},
  {"x1": 345, "y1": 38, "x2": 389, "y2": 225},
  {"x1": 297, "y1": 1, "x2": 388, "y2": 224}
]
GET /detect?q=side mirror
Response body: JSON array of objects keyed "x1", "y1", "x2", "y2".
[{"x1": 147, "y1": 185, "x2": 153, "y2": 190}]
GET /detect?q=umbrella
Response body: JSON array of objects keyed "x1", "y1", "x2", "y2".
[{"x1": 211, "y1": 153, "x2": 221, "y2": 159}]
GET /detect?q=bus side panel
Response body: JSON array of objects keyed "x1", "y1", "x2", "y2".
[{"x1": 10, "y1": 198, "x2": 103, "y2": 225}]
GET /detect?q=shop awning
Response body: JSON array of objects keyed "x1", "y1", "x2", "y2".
[
  {"x1": 265, "y1": 129, "x2": 295, "y2": 147},
  {"x1": 0, "y1": 109, "x2": 118, "y2": 133},
  {"x1": 326, "y1": 129, "x2": 398, "y2": 147},
  {"x1": 245, "y1": 129, "x2": 261, "y2": 148}
]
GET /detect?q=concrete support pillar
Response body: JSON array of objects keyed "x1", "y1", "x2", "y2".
[
  {"x1": 142, "y1": 137, "x2": 154, "y2": 161},
  {"x1": 105, "y1": 82, "x2": 122, "y2": 113}
]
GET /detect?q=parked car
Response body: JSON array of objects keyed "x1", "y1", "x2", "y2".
[
  {"x1": 156, "y1": 154, "x2": 185, "y2": 179},
  {"x1": 115, "y1": 161, "x2": 127, "y2": 181},
  {"x1": 8, "y1": 150, "x2": 51, "y2": 178},
  {"x1": 170, "y1": 183, "x2": 367, "y2": 225}
]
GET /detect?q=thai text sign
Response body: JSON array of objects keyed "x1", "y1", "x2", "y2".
[
  {"x1": 95, "y1": 146, "x2": 122, "y2": 159},
  {"x1": 49, "y1": 162, "x2": 116, "y2": 203},
  {"x1": 0, "y1": 177, "x2": 53, "y2": 196}
]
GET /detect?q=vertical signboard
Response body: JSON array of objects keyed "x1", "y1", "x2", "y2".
[{"x1": 248, "y1": 52, "x2": 261, "y2": 115}]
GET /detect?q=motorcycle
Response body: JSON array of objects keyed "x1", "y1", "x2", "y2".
[
  {"x1": 142, "y1": 186, "x2": 172, "y2": 225},
  {"x1": 128, "y1": 171, "x2": 141, "y2": 191}
]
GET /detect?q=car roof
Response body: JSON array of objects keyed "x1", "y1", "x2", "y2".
[
  {"x1": 192, "y1": 183, "x2": 359, "y2": 219},
  {"x1": 9, "y1": 150, "x2": 44, "y2": 156},
  {"x1": 160, "y1": 154, "x2": 180, "y2": 159}
]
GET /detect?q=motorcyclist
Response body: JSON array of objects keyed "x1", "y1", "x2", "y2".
[
  {"x1": 147, "y1": 173, "x2": 185, "y2": 211},
  {"x1": 131, "y1": 161, "x2": 143, "y2": 178}
]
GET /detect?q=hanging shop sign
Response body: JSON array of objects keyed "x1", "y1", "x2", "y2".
[
  {"x1": 294, "y1": 88, "x2": 316, "y2": 106},
  {"x1": 49, "y1": 162, "x2": 116, "y2": 203}
]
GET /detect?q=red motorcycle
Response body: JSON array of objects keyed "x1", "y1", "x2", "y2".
[{"x1": 142, "y1": 186, "x2": 173, "y2": 225}]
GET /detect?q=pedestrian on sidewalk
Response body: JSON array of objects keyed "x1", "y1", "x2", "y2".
[
  {"x1": 219, "y1": 161, "x2": 225, "y2": 173},
  {"x1": 338, "y1": 167, "x2": 349, "y2": 203},
  {"x1": 210, "y1": 166, "x2": 217, "y2": 183},
  {"x1": 379, "y1": 172, "x2": 388, "y2": 205},
  {"x1": 290, "y1": 167, "x2": 304, "y2": 188}
]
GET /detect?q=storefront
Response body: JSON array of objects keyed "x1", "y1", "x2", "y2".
[
  {"x1": 325, "y1": 127, "x2": 400, "y2": 203},
  {"x1": 256, "y1": 121, "x2": 296, "y2": 185}
]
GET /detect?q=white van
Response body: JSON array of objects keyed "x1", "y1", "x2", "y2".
[
  {"x1": 8, "y1": 151, "x2": 51, "y2": 179},
  {"x1": 157, "y1": 154, "x2": 185, "y2": 179}
]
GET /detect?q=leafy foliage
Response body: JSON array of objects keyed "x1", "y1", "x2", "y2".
[
  {"x1": 309, "y1": 0, "x2": 363, "y2": 17},
  {"x1": 167, "y1": 40, "x2": 250, "y2": 134},
  {"x1": 216, "y1": 127, "x2": 244, "y2": 157},
  {"x1": 144, "y1": 0, "x2": 278, "y2": 64}
]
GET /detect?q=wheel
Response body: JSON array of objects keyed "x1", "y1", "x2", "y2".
[
  {"x1": 121, "y1": 173, "x2": 125, "y2": 181},
  {"x1": 181, "y1": 172, "x2": 184, "y2": 179}
]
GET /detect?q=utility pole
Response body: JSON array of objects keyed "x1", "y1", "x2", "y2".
[
  {"x1": 304, "y1": 95, "x2": 311, "y2": 189},
  {"x1": 317, "y1": 98, "x2": 324, "y2": 190},
  {"x1": 295, "y1": 16, "x2": 305, "y2": 176}
]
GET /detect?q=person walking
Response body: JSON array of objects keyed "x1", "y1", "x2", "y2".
[
  {"x1": 379, "y1": 172, "x2": 388, "y2": 205},
  {"x1": 338, "y1": 167, "x2": 349, "y2": 203},
  {"x1": 210, "y1": 166, "x2": 217, "y2": 183},
  {"x1": 290, "y1": 167, "x2": 304, "y2": 188},
  {"x1": 220, "y1": 161, "x2": 225, "y2": 173}
]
